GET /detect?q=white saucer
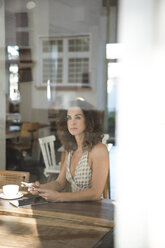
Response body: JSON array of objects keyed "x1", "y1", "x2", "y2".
[{"x1": 0, "y1": 192, "x2": 24, "y2": 200}]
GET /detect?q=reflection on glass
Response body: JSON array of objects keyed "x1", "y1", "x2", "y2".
[
  {"x1": 7, "y1": 46, "x2": 19, "y2": 60},
  {"x1": 9, "y1": 64, "x2": 20, "y2": 101},
  {"x1": 47, "y1": 79, "x2": 51, "y2": 102}
]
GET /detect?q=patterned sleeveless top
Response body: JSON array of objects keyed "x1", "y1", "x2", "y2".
[{"x1": 66, "y1": 150, "x2": 92, "y2": 192}]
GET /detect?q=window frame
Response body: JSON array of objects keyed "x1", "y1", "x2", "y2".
[{"x1": 37, "y1": 34, "x2": 91, "y2": 88}]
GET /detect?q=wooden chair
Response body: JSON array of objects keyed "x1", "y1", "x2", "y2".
[
  {"x1": 0, "y1": 170, "x2": 30, "y2": 188},
  {"x1": 7, "y1": 122, "x2": 39, "y2": 162},
  {"x1": 102, "y1": 134, "x2": 111, "y2": 199},
  {"x1": 102, "y1": 134, "x2": 110, "y2": 145},
  {"x1": 38, "y1": 135, "x2": 60, "y2": 181}
]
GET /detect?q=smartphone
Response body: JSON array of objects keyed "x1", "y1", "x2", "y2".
[
  {"x1": 21, "y1": 182, "x2": 34, "y2": 188},
  {"x1": 9, "y1": 196, "x2": 48, "y2": 207}
]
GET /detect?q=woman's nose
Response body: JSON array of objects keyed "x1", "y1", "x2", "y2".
[{"x1": 70, "y1": 119, "x2": 76, "y2": 125}]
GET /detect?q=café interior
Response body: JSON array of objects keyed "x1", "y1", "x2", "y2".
[
  {"x1": 2, "y1": 0, "x2": 117, "y2": 179},
  {"x1": 1, "y1": 0, "x2": 165, "y2": 247},
  {"x1": 0, "y1": 0, "x2": 117, "y2": 247}
]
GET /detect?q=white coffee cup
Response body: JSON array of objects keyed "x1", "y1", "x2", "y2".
[{"x1": 2, "y1": 184, "x2": 19, "y2": 197}]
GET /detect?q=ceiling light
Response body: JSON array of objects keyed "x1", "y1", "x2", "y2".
[{"x1": 26, "y1": 1, "x2": 36, "y2": 10}]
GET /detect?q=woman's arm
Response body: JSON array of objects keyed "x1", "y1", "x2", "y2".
[
  {"x1": 29, "y1": 152, "x2": 68, "y2": 194},
  {"x1": 38, "y1": 143, "x2": 109, "y2": 202},
  {"x1": 40, "y1": 166, "x2": 67, "y2": 191}
]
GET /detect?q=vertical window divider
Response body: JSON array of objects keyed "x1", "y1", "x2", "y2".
[{"x1": 63, "y1": 38, "x2": 68, "y2": 85}]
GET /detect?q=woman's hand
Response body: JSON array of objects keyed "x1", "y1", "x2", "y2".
[
  {"x1": 37, "y1": 188, "x2": 60, "y2": 202},
  {"x1": 21, "y1": 181, "x2": 40, "y2": 195},
  {"x1": 29, "y1": 181, "x2": 40, "y2": 195}
]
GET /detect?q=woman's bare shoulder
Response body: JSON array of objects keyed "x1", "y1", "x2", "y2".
[{"x1": 90, "y1": 142, "x2": 109, "y2": 157}]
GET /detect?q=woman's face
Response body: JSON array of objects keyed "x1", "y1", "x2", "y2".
[{"x1": 67, "y1": 107, "x2": 86, "y2": 137}]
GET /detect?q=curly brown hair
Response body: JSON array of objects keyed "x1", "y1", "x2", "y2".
[{"x1": 56, "y1": 98, "x2": 104, "y2": 152}]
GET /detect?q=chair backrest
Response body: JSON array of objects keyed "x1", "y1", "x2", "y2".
[
  {"x1": 102, "y1": 134, "x2": 111, "y2": 199},
  {"x1": 0, "y1": 170, "x2": 30, "y2": 188},
  {"x1": 20, "y1": 122, "x2": 39, "y2": 139},
  {"x1": 102, "y1": 134, "x2": 110, "y2": 145},
  {"x1": 38, "y1": 135, "x2": 57, "y2": 171}
]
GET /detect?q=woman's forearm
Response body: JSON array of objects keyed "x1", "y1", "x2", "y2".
[
  {"x1": 40, "y1": 179, "x2": 65, "y2": 192},
  {"x1": 55, "y1": 188, "x2": 101, "y2": 202}
]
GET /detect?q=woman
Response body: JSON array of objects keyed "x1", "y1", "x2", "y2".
[{"x1": 26, "y1": 98, "x2": 109, "y2": 202}]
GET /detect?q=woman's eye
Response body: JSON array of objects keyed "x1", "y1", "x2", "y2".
[
  {"x1": 67, "y1": 116, "x2": 71, "y2": 120},
  {"x1": 75, "y1": 116, "x2": 81, "y2": 120}
]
